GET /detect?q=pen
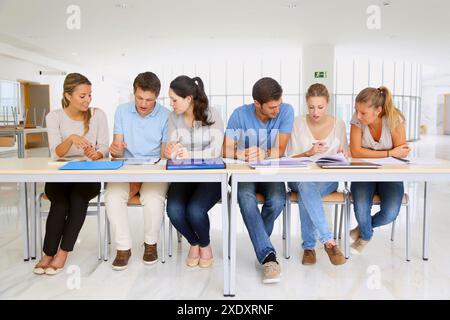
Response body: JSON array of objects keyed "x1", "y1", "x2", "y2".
[{"x1": 392, "y1": 156, "x2": 410, "y2": 163}]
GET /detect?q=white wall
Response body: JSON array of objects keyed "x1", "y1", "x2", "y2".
[{"x1": 0, "y1": 53, "x2": 130, "y2": 140}]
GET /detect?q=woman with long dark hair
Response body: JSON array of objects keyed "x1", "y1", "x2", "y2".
[{"x1": 165, "y1": 75, "x2": 224, "y2": 268}]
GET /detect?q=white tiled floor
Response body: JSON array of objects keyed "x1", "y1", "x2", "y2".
[{"x1": 1, "y1": 135, "x2": 450, "y2": 299}]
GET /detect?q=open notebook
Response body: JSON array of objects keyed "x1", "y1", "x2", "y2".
[{"x1": 249, "y1": 153, "x2": 349, "y2": 169}]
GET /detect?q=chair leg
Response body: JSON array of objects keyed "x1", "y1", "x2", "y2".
[
  {"x1": 96, "y1": 196, "x2": 101, "y2": 260},
  {"x1": 333, "y1": 204, "x2": 338, "y2": 239},
  {"x1": 168, "y1": 220, "x2": 173, "y2": 257},
  {"x1": 103, "y1": 209, "x2": 109, "y2": 261},
  {"x1": 36, "y1": 193, "x2": 43, "y2": 260},
  {"x1": 282, "y1": 201, "x2": 287, "y2": 259},
  {"x1": 338, "y1": 204, "x2": 344, "y2": 240},
  {"x1": 406, "y1": 202, "x2": 411, "y2": 262},
  {"x1": 161, "y1": 214, "x2": 166, "y2": 263},
  {"x1": 344, "y1": 198, "x2": 350, "y2": 259},
  {"x1": 286, "y1": 197, "x2": 291, "y2": 259},
  {"x1": 391, "y1": 218, "x2": 396, "y2": 242}
]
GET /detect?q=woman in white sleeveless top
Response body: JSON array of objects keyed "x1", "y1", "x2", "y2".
[
  {"x1": 287, "y1": 84, "x2": 347, "y2": 266},
  {"x1": 349, "y1": 86, "x2": 410, "y2": 254}
]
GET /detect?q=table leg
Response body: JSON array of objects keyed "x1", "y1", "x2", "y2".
[
  {"x1": 229, "y1": 175, "x2": 238, "y2": 297},
  {"x1": 28, "y1": 182, "x2": 36, "y2": 259},
  {"x1": 423, "y1": 182, "x2": 430, "y2": 261},
  {"x1": 20, "y1": 182, "x2": 30, "y2": 261},
  {"x1": 221, "y1": 174, "x2": 230, "y2": 297}
]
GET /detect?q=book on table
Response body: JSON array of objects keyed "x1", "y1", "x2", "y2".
[
  {"x1": 166, "y1": 158, "x2": 226, "y2": 170},
  {"x1": 249, "y1": 153, "x2": 349, "y2": 169}
]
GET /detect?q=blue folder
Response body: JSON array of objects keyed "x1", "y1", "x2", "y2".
[
  {"x1": 166, "y1": 158, "x2": 226, "y2": 170},
  {"x1": 59, "y1": 161, "x2": 124, "y2": 170}
]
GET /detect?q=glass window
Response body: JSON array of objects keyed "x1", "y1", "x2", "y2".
[
  {"x1": 210, "y1": 62, "x2": 226, "y2": 96},
  {"x1": 394, "y1": 62, "x2": 404, "y2": 96},
  {"x1": 382, "y1": 61, "x2": 395, "y2": 91},
  {"x1": 369, "y1": 60, "x2": 383, "y2": 88},
  {"x1": 243, "y1": 60, "x2": 261, "y2": 95},
  {"x1": 281, "y1": 58, "x2": 300, "y2": 95},
  {"x1": 404, "y1": 63, "x2": 412, "y2": 96},
  {"x1": 226, "y1": 61, "x2": 244, "y2": 95},
  {"x1": 354, "y1": 58, "x2": 369, "y2": 94},
  {"x1": 336, "y1": 59, "x2": 354, "y2": 94}
]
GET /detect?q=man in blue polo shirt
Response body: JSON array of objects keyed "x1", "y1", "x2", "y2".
[
  {"x1": 105, "y1": 72, "x2": 170, "y2": 270},
  {"x1": 223, "y1": 77, "x2": 294, "y2": 284}
]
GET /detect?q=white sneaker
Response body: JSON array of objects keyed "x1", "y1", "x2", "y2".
[
  {"x1": 350, "y1": 226, "x2": 361, "y2": 241},
  {"x1": 350, "y1": 238, "x2": 370, "y2": 255},
  {"x1": 262, "y1": 262, "x2": 281, "y2": 284}
]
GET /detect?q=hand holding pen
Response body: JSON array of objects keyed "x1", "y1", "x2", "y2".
[
  {"x1": 165, "y1": 136, "x2": 184, "y2": 159},
  {"x1": 307, "y1": 141, "x2": 328, "y2": 156}
]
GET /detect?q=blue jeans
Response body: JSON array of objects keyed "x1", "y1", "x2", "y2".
[
  {"x1": 237, "y1": 182, "x2": 286, "y2": 264},
  {"x1": 351, "y1": 182, "x2": 404, "y2": 241},
  {"x1": 287, "y1": 182, "x2": 338, "y2": 250},
  {"x1": 166, "y1": 182, "x2": 221, "y2": 247}
]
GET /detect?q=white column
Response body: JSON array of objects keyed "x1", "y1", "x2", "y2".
[{"x1": 302, "y1": 44, "x2": 335, "y2": 114}]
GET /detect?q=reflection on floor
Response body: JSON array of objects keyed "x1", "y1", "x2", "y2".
[{"x1": 1, "y1": 135, "x2": 450, "y2": 299}]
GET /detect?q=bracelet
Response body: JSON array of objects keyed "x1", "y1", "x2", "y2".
[{"x1": 387, "y1": 150, "x2": 389, "y2": 157}]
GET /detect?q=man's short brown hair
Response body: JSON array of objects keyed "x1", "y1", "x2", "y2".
[
  {"x1": 133, "y1": 72, "x2": 161, "y2": 96},
  {"x1": 252, "y1": 77, "x2": 283, "y2": 105}
]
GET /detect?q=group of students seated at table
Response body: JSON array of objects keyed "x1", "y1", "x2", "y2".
[{"x1": 33, "y1": 71, "x2": 410, "y2": 284}]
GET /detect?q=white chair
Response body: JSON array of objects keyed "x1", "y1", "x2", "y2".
[
  {"x1": 345, "y1": 193, "x2": 411, "y2": 261},
  {"x1": 35, "y1": 192, "x2": 103, "y2": 260},
  {"x1": 284, "y1": 190, "x2": 349, "y2": 259}
]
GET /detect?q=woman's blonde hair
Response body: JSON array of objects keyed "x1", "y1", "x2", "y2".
[
  {"x1": 62, "y1": 73, "x2": 92, "y2": 135},
  {"x1": 305, "y1": 83, "x2": 330, "y2": 102},
  {"x1": 355, "y1": 86, "x2": 405, "y2": 130}
]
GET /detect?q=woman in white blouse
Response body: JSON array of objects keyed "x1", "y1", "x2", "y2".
[
  {"x1": 33, "y1": 73, "x2": 109, "y2": 275},
  {"x1": 287, "y1": 83, "x2": 347, "y2": 266},
  {"x1": 349, "y1": 86, "x2": 410, "y2": 254}
]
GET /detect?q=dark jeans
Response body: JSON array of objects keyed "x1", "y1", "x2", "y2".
[
  {"x1": 43, "y1": 182, "x2": 101, "y2": 256},
  {"x1": 166, "y1": 182, "x2": 221, "y2": 247}
]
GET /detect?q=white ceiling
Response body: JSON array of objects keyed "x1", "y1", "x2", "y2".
[{"x1": 1, "y1": 0, "x2": 450, "y2": 82}]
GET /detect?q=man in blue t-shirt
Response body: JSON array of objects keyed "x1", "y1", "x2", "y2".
[{"x1": 223, "y1": 77, "x2": 294, "y2": 284}]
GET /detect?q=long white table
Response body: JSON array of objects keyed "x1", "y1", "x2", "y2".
[
  {"x1": 0, "y1": 158, "x2": 231, "y2": 296},
  {"x1": 3, "y1": 158, "x2": 450, "y2": 297},
  {"x1": 227, "y1": 162, "x2": 450, "y2": 297}
]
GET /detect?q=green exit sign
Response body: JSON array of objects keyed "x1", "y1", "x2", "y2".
[{"x1": 314, "y1": 71, "x2": 327, "y2": 78}]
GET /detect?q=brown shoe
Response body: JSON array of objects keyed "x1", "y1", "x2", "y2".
[
  {"x1": 143, "y1": 243, "x2": 158, "y2": 265},
  {"x1": 301, "y1": 249, "x2": 316, "y2": 265},
  {"x1": 324, "y1": 244, "x2": 346, "y2": 265},
  {"x1": 112, "y1": 249, "x2": 131, "y2": 271}
]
